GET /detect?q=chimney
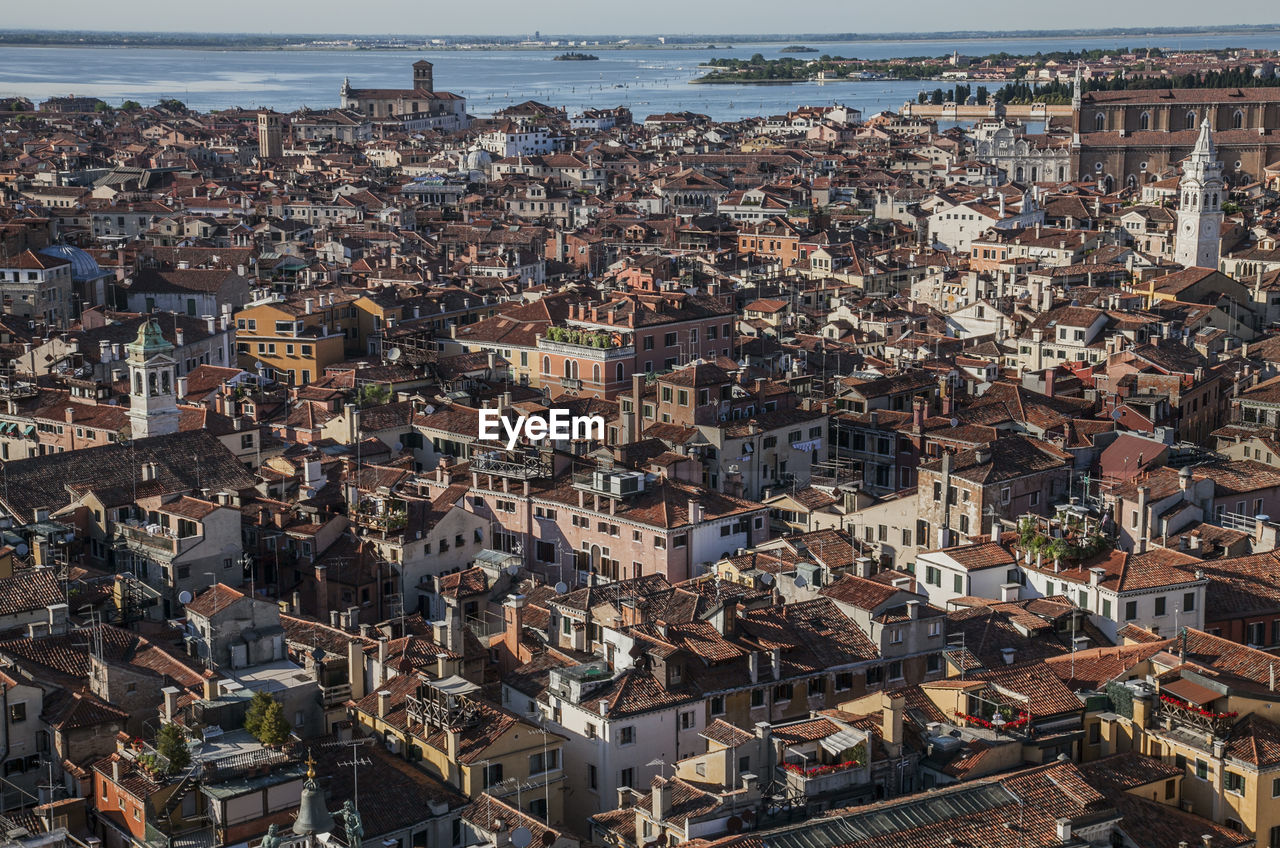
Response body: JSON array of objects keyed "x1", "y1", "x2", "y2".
[
  {"x1": 162, "y1": 686, "x2": 181, "y2": 721},
  {"x1": 1055, "y1": 819, "x2": 1072, "y2": 844},
  {"x1": 377, "y1": 637, "x2": 389, "y2": 685},
  {"x1": 1002, "y1": 647, "x2": 1017, "y2": 665},
  {"x1": 1000, "y1": 583, "x2": 1020, "y2": 602},
  {"x1": 377, "y1": 690, "x2": 391, "y2": 718},
  {"x1": 305, "y1": 298, "x2": 315, "y2": 314},
  {"x1": 504, "y1": 595, "x2": 527, "y2": 665},
  {"x1": 445, "y1": 727, "x2": 460, "y2": 762},
  {"x1": 748, "y1": 651, "x2": 760, "y2": 684},
  {"x1": 348, "y1": 640, "x2": 367, "y2": 701},
  {"x1": 1089, "y1": 567, "x2": 1104, "y2": 586},
  {"x1": 912, "y1": 396, "x2": 925, "y2": 431},
  {"x1": 771, "y1": 647, "x2": 782, "y2": 680},
  {"x1": 47, "y1": 603, "x2": 69, "y2": 634},
  {"x1": 906, "y1": 600, "x2": 920, "y2": 619},
  {"x1": 112, "y1": 760, "x2": 121, "y2": 783},
  {"x1": 855, "y1": 557, "x2": 873, "y2": 578},
  {"x1": 652, "y1": 781, "x2": 670, "y2": 821}
]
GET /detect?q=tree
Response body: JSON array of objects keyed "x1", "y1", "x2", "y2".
[
  {"x1": 94, "y1": 101, "x2": 111, "y2": 113},
  {"x1": 120, "y1": 100, "x2": 142, "y2": 111},
  {"x1": 243, "y1": 690, "x2": 273, "y2": 737},
  {"x1": 256, "y1": 698, "x2": 292, "y2": 746},
  {"x1": 156, "y1": 723, "x2": 191, "y2": 773},
  {"x1": 357, "y1": 383, "x2": 390, "y2": 408}
]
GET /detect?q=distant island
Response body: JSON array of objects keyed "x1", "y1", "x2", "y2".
[
  {"x1": 554, "y1": 51, "x2": 599, "y2": 61},
  {"x1": 780, "y1": 45, "x2": 818, "y2": 53}
]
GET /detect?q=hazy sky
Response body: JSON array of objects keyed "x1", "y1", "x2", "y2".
[{"x1": 5, "y1": 0, "x2": 1278, "y2": 36}]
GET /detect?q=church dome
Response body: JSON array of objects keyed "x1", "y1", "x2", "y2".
[{"x1": 38, "y1": 244, "x2": 104, "y2": 282}]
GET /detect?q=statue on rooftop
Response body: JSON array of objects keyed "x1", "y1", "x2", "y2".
[{"x1": 342, "y1": 800, "x2": 363, "y2": 848}]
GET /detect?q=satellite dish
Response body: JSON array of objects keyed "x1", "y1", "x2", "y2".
[
  {"x1": 760, "y1": 572, "x2": 774, "y2": 586},
  {"x1": 178, "y1": 590, "x2": 194, "y2": 605},
  {"x1": 386, "y1": 347, "x2": 402, "y2": 362},
  {"x1": 1111, "y1": 408, "x2": 1123, "y2": 420},
  {"x1": 14, "y1": 542, "x2": 29, "y2": 557},
  {"x1": 393, "y1": 442, "x2": 404, "y2": 452},
  {"x1": 506, "y1": 564, "x2": 520, "y2": 576},
  {"x1": 949, "y1": 418, "x2": 959, "y2": 428},
  {"x1": 311, "y1": 646, "x2": 327, "y2": 662},
  {"x1": 511, "y1": 827, "x2": 533, "y2": 848},
  {"x1": 793, "y1": 574, "x2": 808, "y2": 589},
  {"x1": 554, "y1": 581, "x2": 569, "y2": 594}
]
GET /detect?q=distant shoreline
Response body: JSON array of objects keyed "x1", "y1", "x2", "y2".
[{"x1": 1, "y1": 25, "x2": 1279, "y2": 52}]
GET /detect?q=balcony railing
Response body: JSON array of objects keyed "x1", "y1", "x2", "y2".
[
  {"x1": 117, "y1": 524, "x2": 183, "y2": 554},
  {"x1": 560, "y1": 377, "x2": 584, "y2": 390},
  {"x1": 536, "y1": 336, "x2": 635, "y2": 361},
  {"x1": 471, "y1": 447, "x2": 553, "y2": 480},
  {"x1": 1157, "y1": 696, "x2": 1237, "y2": 739},
  {"x1": 780, "y1": 760, "x2": 869, "y2": 798},
  {"x1": 319, "y1": 682, "x2": 352, "y2": 708}
]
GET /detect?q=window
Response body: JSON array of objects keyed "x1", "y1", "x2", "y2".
[
  {"x1": 866, "y1": 666, "x2": 884, "y2": 686},
  {"x1": 774, "y1": 683, "x2": 793, "y2": 701},
  {"x1": 953, "y1": 574, "x2": 963, "y2": 594},
  {"x1": 925, "y1": 565, "x2": 941, "y2": 587},
  {"x1": 529, "y1": 750, "x2": 559, "y2": 774},
  {"x1": 808, "y1": 677, "x2": 826, "y2": 696},
  {"x1": 619, "y1": 726, "x2": 636, "y2": 745},
  {"x1": 588, "y1": 764, "x2": 598, "y2": 790},
  {"x1": 8, "y1": 703, "x2": 25, "y2": 723},
  {"x1": 482, "y1": 763, "x2": 504, "y2": 788},
  {"x1": 888, "y1": 660, "x2": 903, "y2": 681},
  {"x1": 680, "y1": 710, "x2": 696, "y2": 730},
  {"x1": 750, "y1": 689, "x2": 765, "y2": 708},
  {"x1": 619, "y1": 767, "x2": 635, "y2": 788},
  {"x1": 1183, "y1": 592, "x2": 1196, "y2": 613},
  {"x1": 835, "y1": 672, "x2": 852, "y2": 691},
  {"x1": 710, "y1": 696, "x2": 725, "y2": 715},
  {"x1": 1195, "y1": 759, "x2": 1208, "y2": 780},
  {"x1": 1125, "y1": 601, "x2": 1137, "y2": 621},
  {"x1": 1225, "y1": 771, "x2": 1245, "y2": 794},
  {"x1": 664, "y1": 332, "x2": 677, "y2": 347},
  {"x1": 1155, "y1": 597, "x2": 1167, "y2": 617}
]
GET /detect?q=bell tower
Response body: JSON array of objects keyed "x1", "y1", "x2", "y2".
[
  {"x1": 1174, "y1": 117, "x2": 1224, "y2": 269},
  {"x1": 412, "y1": 60, "x2": 433, "y2": 93},
  {"x1": 126, "y1": 318, "x2": 179, "y2": 440}
]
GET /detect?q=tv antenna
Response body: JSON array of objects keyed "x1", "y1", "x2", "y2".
[{"x1": 324, "y1": 737, "x2": 374, "y2": 811}]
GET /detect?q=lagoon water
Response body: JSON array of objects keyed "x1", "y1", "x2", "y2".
[{"x1": 1, "y1": 31, "x2": 1278, "y2": 121}]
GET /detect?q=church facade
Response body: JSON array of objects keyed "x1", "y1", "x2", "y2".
[
  {"x1": 339, "y1": 60, "x2": 468, "y2": 132},
  {"x1": 1071, "y1": 85, "x2": 1280, "y2": 190}
]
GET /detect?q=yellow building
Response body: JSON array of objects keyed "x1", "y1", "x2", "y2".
[
  {"x1": 234, "y1": 293, "x2": 356, "y2": 385},
  {"x1": 349, "y1": 673, "x2": 567, "y2": 826},
  {"x1": 1098, "y1": 628, "x2": 1280, "y2": 842}
]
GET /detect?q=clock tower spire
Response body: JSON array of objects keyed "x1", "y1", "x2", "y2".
[{"x1": 1174, "y1": 117, "x2": 1224, "y2": 269}]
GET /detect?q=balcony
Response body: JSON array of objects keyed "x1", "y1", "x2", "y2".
[
  {"x1": 779, "y1": 758, "x2": 869, "y2": 798},
  {"x1": 353, "y1": 497, "x2": 409, "y2": 533},
  {"x1": 560, "y1": 377, "x2": 584, "y2": 390},
  {"x1": 471, "y1": 447, "x2": 553, "y2": 480},
  {"x1": 1157, "y1": 695, "x2": 1237, "y2": 739},
  {"x1": 319, "y1": 682, "x2": 352, "y2": 708},
  {"x1": 536, "y1": 334, "x2": 635, "y2": 362},
  {"x1": 117, "y1": 523, "x2": 184, "y2": 555}
]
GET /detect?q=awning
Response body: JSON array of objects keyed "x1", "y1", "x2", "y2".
[
  {"x1": 1162, "y1": 677, "x2": 1222, "y2": 706},
  {"x1": 820, "y1": 728, "x2": 865, "y2": 757},
  {"x1": 21, "y1": 425, "x2": 35, "y2": 437}
]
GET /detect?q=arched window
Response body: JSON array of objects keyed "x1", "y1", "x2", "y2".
[
  {"x1": 1139, "y1": 111, "x2": 1150, "y2": 131},
  {"x1": 1015, "y1": 166, "x2": 1024, "y2": 181},
  {"x1": 564, "y1": 360, "x2": 572, "y2": 379},
  {"x1": 542, "y1": 355, "x2": 550, "y2": 375},
  {"x1": 1186, "y1": 110, "x2": 1197, "y2": 129},
  {"x1": 148, "y1": 372, "x2": 158, "y2": 396},
  {"x1": 592, "y1": 364, "x2": 601, "y2": 384},
  {"x1": 616, "y1": 362, "x2": 624, "y2": 382},
  {"x1": 1030, "y1": 167, "x2": 1038, "y2": 183},
  {"x1": 1094, "y1": 112, "x2": 1105, "y2": 131},
  {"x1": 161, "y1": 371, "x2": 171, "y2": 394},
  {"x1": 1127, "y1": 175, "x2": 1137, "y2": 189},
  {"x1": 1233, "y1": 110, "x2": 1244, "y2": 129},
  {"x1": 133, "y1": 372, "x2": 143, "y2": 395},
  {"x1": 1211, "y1": 193, "x2": 1218, "y2": 209},
  {"x1": 1103, "y1": 174, "x2": 1114, "y2": 193},
  {"x1": 1058, "y1": 166, "x2": 1065, "y2": 181}
]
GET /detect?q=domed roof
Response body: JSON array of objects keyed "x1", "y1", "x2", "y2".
[{"x1": 38, "y1": 244, "x2": 104, "y2": 282}]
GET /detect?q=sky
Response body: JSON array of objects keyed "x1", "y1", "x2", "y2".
[{"x1": 5, "y1": 0, "x2": 1278, "y2": 36}]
